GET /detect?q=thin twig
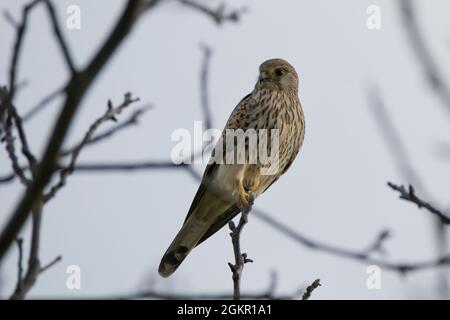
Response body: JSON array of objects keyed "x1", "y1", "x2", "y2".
[
  {"x1": 10, "y1": 203, "x2": 43, "y2": 300},
  {"x1": 40, "y1": 255, "x2": 62, "y2": 274},
  {"x1": 0, "y1": 87, "x2": 32, "y2": 185},
  {"x1": 102, "y1": 271, "x2": 305, "y2": 300},
  {"x1": 363, "y1": 229, "x2": 391, "y2": 256},
  {"x1": 10, "y1": 205, "x2": 62, "y2": 299},
  {"x1": 60, "y1": 105, "x2": 150, "y2": 156},
  {"x1": 43, "y1": 93, "x2": 140, "y2": 203},
  {"x1": 22, "y1": 85, "x2": 66, "y2": 121},
  {"x1": 388, "y1": 182, "x2": 450, "y2": 225},
  {"x1": 365, "y1": 84, "x2": 425, "y2": 190},
  {"x1": 43, "y1": 0, "x2": 76, "y2": 74},
  {"x1": 0, "y1": 159, "x2": 188, "y2": 184},
  {"x1": 228, "y1": 193, "x2": 254, "y2": 300},
  {"x1": 301, "y1": 279, "x2": 321, "y2": 300},
  {"x1": 366, "y1": 82, "x2": 449, "y2": 294},
  {"x1": 8, "y1": 0, "x2": 41, "y2": 101},
  {"x1": 178, "y1": 0, "x2": 247, "y2": 25},
  {"x1": 13, "y1": 238, "x2": 24, "y2": 294},
  {"x1": 398, "y1": 0, "x2": 450, "y2": 119},
  {"x1": 199, "y1": 44, "x2": 212, "y2": 130},
  {"x1": 2, "y1": 122, "x2": 31, "y2": 185},
  {"x1": 10, "y1": 102, "x2": 37, "y2": 168},
  {"x1": 3, "y1": 9, "x2": 19, "y2": 28},
  {"x1": 253, "y1": 208, "x2": 450, "y2": 275}
]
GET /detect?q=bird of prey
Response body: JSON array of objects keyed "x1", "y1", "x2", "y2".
[{"x1": 159, "y1": 58, "x2": 305, "y2": 277}]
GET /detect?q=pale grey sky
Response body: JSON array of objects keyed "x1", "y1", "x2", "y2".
[{"x1": 1, "y1": 0, "x2": 450, "y2": 299}]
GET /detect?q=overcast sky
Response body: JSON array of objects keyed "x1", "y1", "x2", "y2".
[{"x1": 1, "y1": 0, "x2": 450, "y2": 299}]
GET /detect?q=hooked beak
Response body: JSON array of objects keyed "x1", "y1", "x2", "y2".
[{"x1": 258, "y1": 71, "x2": 268, "y2": 82}]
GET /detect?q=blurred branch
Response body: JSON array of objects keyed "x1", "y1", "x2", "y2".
[
  {"x1": 110, "y1": 290, "x2": 298, "y2": 300},
  {"x1": 22, "y1": 85, "x2": 66, "y2": 121},
  {"x1": 388, "y1": 182, "x2": 450, "y2": 225},
  {"x1": 103, "y1": 271, "x2": 307, "y2": 300},
  {"x1": 301, "y1": 279, "x2": 321, "y2": 300},
  {"x1": 199, "y1": 44, "x2": 212, "y2": 130},
  {"x1": 228, "y1": 193, "x2": 254, "y2": 300},
  {"x1": 7, "y1": 0, "x2": 41, "y2": 101},
  {"x1": 398, "y1": 0, "x2": 450, "y2": 119},
  {"x1": 43, "y1": 93, "x2": 140, "y2": 203},
  {"x1": 365, "y1": 84, "x2": 425, "y2": 191},
  {"x1": 253, "y1": 208, "x2": 450, "y2": 275},
  {"x1": 363, "y1": 229, "x2": 391, "y2": 256},
  {"x1": 10, "y1": 203, "x2": 62, "y2": 300},
  {"x1": 3, "y1": 9, "x2": 18, "y2": 28},
  {"x1": 178, "y1": 0, "x2": 247, "y2": 25},
  {"x1": 43, "y1": 0, "x2": 76, "y2": 74},
  {"x1": 366, "y1": 82, "x2": 449, "y2": 294}
]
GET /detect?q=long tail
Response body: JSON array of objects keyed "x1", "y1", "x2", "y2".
[
  {"x1": 158, "y1": 215, "x2": 208, "y2": 277},
  {"x1": 158, "y1": 189, "x2": 231, "y2": 277}
]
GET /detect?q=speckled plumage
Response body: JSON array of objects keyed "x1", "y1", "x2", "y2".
[{"x1": 159, "y1": 59, "x2": 305, "y2": 277}]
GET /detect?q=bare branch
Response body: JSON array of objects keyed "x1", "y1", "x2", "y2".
[
  {"x1": 93, "y1": 290, "x2": 300, "y2": 300},
  {"x1": 199, "y1": 44, "x2": 212, "y2": 130},
  {"x1": 13, "y1": 238, "x2": 24, "y2": 294},
  {"x1": 178, "y1": 0, "x2": 247, "y2": 25},
  {"x1": 0, "y1": 171, "x2": 19, "y2": 184},
  {"x1": 3, "y1": 9, "x2": 19, "y2": 28},
  {"x1": 365, "y1": 84, "x2": 425, "y2": 190},
  {"x1": 10, "y1": 203, "x2": 43, "y2": 300},
  {"x1": 228, "y1": 193, "x2": 254, "y2": 300},
  {"x1": 60, "y1": 105, "x2": 150, "y2": 156},
  {"x1": 40, "y1": 255, "x2": 62, "y2": 274},
  {"x1": 388, "y1": 182, "x2": 450, "y2": 225},
  {"x1": 101, "y1": 271, "x2": 304, "y2": 300},
  {"x1": 43, "y1": 93, "x2": 140, "y2": 203},
  {"x1": 366, "y1": 82, "x2": 449, "y2": 292},
  {"x1": 0, "y1": 158, "x2": 187, "y2": 185},
  {"x1": 0, "y1": 86, "x2": 33, "y2": 185},
  {"x1": 22, "y1": 84, "x2": 66, "y2": 121},
  {"x1": 363, "y1": 229, "x2": 391, "y2": 256},
  {"x1": 253, "y1": 208, "x2": 450, "y2": 275},
  {"x1": 43, "y1": 0, "x2": 76, "y2": 74},
  {"x1": 398, "y1": 0, "x2": 450, "y2": 120},
  {"x1": 2, "y1": 123, "x2": 31, "y2": 185},
  {"x1": 8, "y1": 0, "x2": 41, "y2": 101},
  {"x1": 0, "y1": 0, "x2": 158, "y2": 262},
  {"x1": 10, "y1": 203, "x2": 61, "y2": 299}
]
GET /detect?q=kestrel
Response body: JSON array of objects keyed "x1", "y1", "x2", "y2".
[{"x1": 159, "y1": 58, "x2": 305, "y2": 277}]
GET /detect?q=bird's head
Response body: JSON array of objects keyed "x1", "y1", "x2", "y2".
[{"x1": 257, "y1": 58, "x2": 298, "y2": 92}]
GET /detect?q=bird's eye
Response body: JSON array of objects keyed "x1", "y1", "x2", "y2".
[{"x1": 275, "y1": 68, "x2": 284, "y2": 76}]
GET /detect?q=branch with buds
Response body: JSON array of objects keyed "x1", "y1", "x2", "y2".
[{"x1": 228, "y1": 192, "x2": 255, "y2": 300}]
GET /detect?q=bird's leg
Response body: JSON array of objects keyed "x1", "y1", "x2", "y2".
[
  {"x1": 237, "y1": 180, "x2": 250, "y2": 209},
  {"x1": 237, "y1": 165, "x2": 260, "y2": 210}
]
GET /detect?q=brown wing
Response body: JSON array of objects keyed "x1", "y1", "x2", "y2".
[
  {"x1": 183, "y1": 163, "x2": 215, "y2": 224},
  {"x1": 182, "y1": 93, "x2": 253, "y2": 243}
]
